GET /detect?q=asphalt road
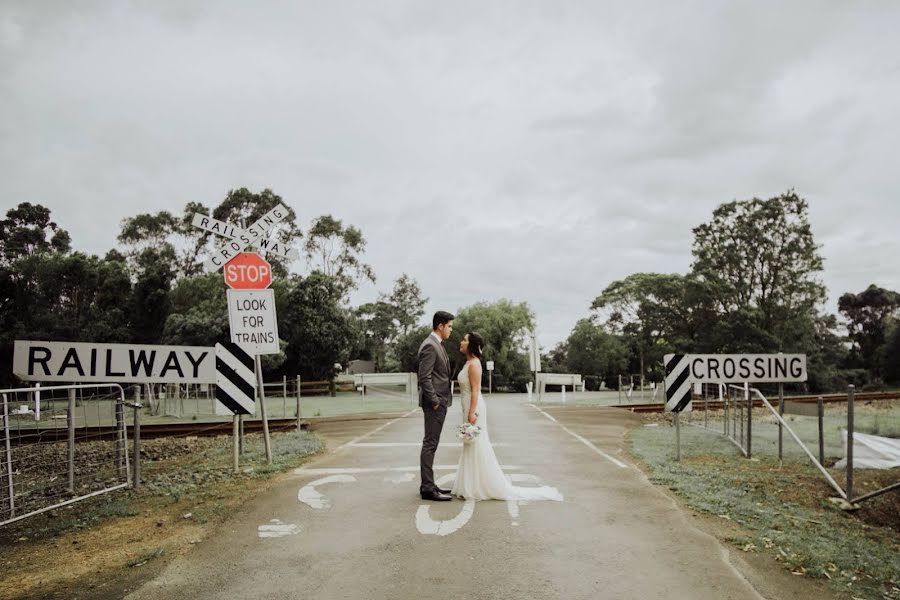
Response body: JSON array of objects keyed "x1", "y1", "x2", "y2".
[{"x1": 126, "y1": 396, "x2": 775, "y2": 600}]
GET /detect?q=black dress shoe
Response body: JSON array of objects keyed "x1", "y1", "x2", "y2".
[
  {"x1": 437, "y1": 488, "x2": 452, "y2": 495},
  {"x1": 420, "y1": 491, "x2": 452, "y2": 501}
]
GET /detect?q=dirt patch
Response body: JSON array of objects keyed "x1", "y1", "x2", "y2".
[{"x1": 0, "y1": 429, "x2": 323, "y2": 600}]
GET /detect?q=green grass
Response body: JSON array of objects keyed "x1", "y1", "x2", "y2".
[{"x1": 630, "y1": 423, "x2": 900, "y2": 600}]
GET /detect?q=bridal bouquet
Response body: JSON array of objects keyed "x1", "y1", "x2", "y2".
[{"x1": 457, "y1": 420, "x2": 482, "y2": 444}]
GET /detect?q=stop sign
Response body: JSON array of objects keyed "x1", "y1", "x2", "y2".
[{"x1": 223, "y1": 252, "x2": 272, "y2": 289}]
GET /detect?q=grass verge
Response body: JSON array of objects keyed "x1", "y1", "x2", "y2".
[
  {"x1": 629, "y1": 422, "x2": 900, "y2": 600},
  {"x1": 0, "y1": 428, "x2": 324, "y2": 600}
]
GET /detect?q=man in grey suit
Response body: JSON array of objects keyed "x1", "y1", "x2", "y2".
[{"x1": 417, "y1": 310, "x2": 455, "y2": 501}]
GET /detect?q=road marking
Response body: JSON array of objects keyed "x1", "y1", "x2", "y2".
[
  {"x1": 528, "y1": 405, "x2": 628, "y2": 469},
  {"x1": 383, "y1": 472, "x2": 416, "y2": 483},
  {"x1": 348, "y1": 442, "x2": 510, "y2": 448},
  {"x1": 335, "y1": 409, "x2": 419, "y2": 451},
  {"x1": 416, "y1": 500, "x2": 476, "y2": 536},
  {"x1": 298, "y1": 474, "x2": 357, "y2": 509},
  {"x1": 258, "y1": 519, "x2": 301, "y2": 539},
  {"x1": 294, "y1": 465, "x2": 523, "y2": 475}
]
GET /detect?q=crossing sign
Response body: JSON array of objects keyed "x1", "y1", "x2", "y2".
[
  {"x1": 224, "y1": 252, "x2": 272, "y2": 289},
  {"x1": 226, "y1": 289, "x2": 279, "y2": 355}
]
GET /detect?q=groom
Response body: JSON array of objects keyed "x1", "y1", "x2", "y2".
[{"x1": 417, "y1": 310, "x2": 455, "y2": 501}]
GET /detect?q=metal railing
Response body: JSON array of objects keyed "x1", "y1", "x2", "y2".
[{"x1": 1, "y1": 383, "x2": 142, "y2": 527}]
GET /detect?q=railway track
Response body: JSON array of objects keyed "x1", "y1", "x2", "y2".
[
  {"x1": 618, "y1": 391, "x2": 900, "y2": 413},
  {"x1": 9, "y1": 418, "x2": 308, "y2": 445}
]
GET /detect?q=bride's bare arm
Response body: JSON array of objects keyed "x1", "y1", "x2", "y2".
[{"x1": 467, "y1": 360, "x2": 482, "y2": 424}]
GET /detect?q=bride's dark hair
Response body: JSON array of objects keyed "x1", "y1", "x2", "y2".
[{"x1": 467, "y1": 332, "x2": 485, "y2": 359}]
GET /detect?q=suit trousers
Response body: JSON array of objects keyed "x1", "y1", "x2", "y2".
[{"x1": 420, "y1": 404, "x2": 448, "y2": 494}]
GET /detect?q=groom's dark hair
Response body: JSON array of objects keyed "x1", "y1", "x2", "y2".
[{"x1": 433, "y1": 311, "x2": 455, "y2": 330}]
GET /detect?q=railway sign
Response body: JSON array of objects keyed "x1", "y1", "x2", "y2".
[
  {"x1": 214, "y1": 342, "x2": 256, "y2": 415},
  {"x1": 664, "y1": 353, "x2": 808, "y2": 413},
  {"x1": 224, "y1": 252, "x2": 272, "y2": 289},
  {"x1": 226, "y1": 289, "x2": 279, "y2": 355},
  {"x1": 192, "y1": 204, "x2": 297, "y2": 272},
  {"x1": 13, "y1": 340, "x2": 216, "y2": 383}
]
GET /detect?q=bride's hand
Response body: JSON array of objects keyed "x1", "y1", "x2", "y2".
[{"x1": 468, "y1": 413, "x2": 477, "y2": 425}]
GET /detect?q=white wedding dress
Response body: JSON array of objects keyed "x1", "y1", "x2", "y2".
[{"x1": 450, "y1": 361, "x2": 563, "y2": 502}]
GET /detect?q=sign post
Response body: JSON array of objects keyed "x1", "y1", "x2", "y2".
[
  {"x1": 486, "y1": 360, "x2": 494, "y2": 396},
  {"x1": 192, "y1": 207, "x2": 298, "y2": 466}
]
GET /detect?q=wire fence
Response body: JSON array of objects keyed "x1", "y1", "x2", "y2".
[{"x1": 1, "y1": 384, "x2": 132, "y2": 527}]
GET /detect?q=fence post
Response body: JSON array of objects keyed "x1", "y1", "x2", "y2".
[
  {"x1": 329, "y1": 379, "x2": 336, "y2": 398},
  {"x1": 3, "y1": 393, "x2": 14, "y2": 519},
  {"x1": 132, "y1": 388, "x2": 141, "y2": 491},
  {"x1": 817, "y1": 396, "x2": 825, "y2": 465},
  {"x1": 847, "y1": 385, "x2": 855, "y2": 500},
  {"x1": 68, "y1": 388, "x2": 76, "y2": 493},
  {"x1": 778, "y1": 383, "x2": 784, "y2": 464},
  {"x1": 618, "y1": 375, "x2": 622, "y2": 405},
  {"x1": 233, "y1": 415, "x2": 240, "y2": 474},
  {"x1": 744, "y1": 381, "x2": 753, "y2": 458},
  {"x1": 255, "y1": 356, "x2": 273, "y2": 464},
  {"x1": 283, "y1": 376, "x2": 287, "y2": 419},
  {"x1": 296, "y1": 376, "x2": 302, "y2": 428},
  {"x1": 116, "y1": 392, "x2": 125, "y2": 478}
]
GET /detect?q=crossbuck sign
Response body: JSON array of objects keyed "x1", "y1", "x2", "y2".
[{"x1": 191, "y1": 204, "x2": 299, "y2": 272}]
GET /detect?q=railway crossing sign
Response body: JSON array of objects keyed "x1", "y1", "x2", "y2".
[
  {"x1": 214, "y1": 342, "x2": 256, "y2": 415},
  {"x1": 226, "y1": 289, "x2": 279, "y2": 355},
  {"x1": 664, "y1": 353, "x2": 808, "y2": 413},
  {"x1": 191, "y1": 204, "x2": 298, "y2": 272},
  {"x1": 224, "y1": 252, "x2": 272, "y2": 289}
]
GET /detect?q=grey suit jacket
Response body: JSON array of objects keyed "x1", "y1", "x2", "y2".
[{"x1": 417, "y1": 335, "x2": 453, "y2": 409}]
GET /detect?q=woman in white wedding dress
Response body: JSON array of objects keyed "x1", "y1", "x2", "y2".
[{"x1": 450, "y1": 332, "x2": 563, "y2": 503}]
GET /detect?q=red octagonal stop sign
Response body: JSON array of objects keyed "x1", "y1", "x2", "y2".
[{"x1": 223, "y1": 252, "x2": 272, "y2": 289}]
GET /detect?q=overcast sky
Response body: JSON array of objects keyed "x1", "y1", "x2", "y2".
[{"x1": 2, "y1": 1, "x2": 899, "y2": 349}]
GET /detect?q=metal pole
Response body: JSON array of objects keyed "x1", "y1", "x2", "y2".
[
  {"x1": 618, "y1": 375, "x2": 622, "y2": 405},
  {"x1": 3, "y1": 393, "x2": 15, "y2": 518},
  {"x1": 675, "y1": 412, "x2": 681, "y2": 461},
  {"x1": 722, "y1": 384, "x2": 727, "y2": 436},
  {"x1": 704, "y1": 384, "x2": 708, "y2": 428},
  {"x1": 233, "y1": 415, "x2": 240, "y2": 474},
  {"x1": 296, "y1": 376, "x2": 302, "y2": 428},
  {"x1": 283, "y1": 376, "x2": 287, "y2": 419},
  {"x1": 115, "y1": 392, "x2": 125, "y2": 477},
  {"x1": 847, "y1": 385, "x2": 855, "y2": 501},
  {"x1": 817, "y1": 396, "x2": 825, "y2": 466},
  {"x1": 239, "y1": 415, "x2": 244, "y2": 454},
  {"x1": 744, "y1": 381, "x2": 753, "y2": 458},
  {"x1": 68, "y1": 388, "x2": 76, "y2": 493},
  {"x1": 132, "y1": 395, "x2": 141, "y2": 491},
  {"x1": 778, "y1": 383, "x2": 784, "y2": 464},
  {"x1": 489, "y1": 371, "x2": 492, "y2": 396},
  {"x1": 256, "y1": 356, "x2": 273, "y2": 464}
]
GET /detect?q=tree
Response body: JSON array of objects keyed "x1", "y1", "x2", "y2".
[
  {"x1": 448, "y1": 300, "x2": 535, "y2": 391},
  {"x1": 279, "y1": 272, "x2": 357, "y2": 380},
  {"x1": 394, "y1": 325, "x2": 433, "y2": 373},
  {"x1": 0, "y1": 202, "x2": 71, "y2": 265},
  {"x1": 881, "y1": 319, "x2": 900, "y2": 385},
  {"x1": 128, "y1": 247, "x2": 176, "y2": 343},
  {"x1": 591, "y1": 273, "x2": 701, "y2": 382},
  {"x1": 355, "y1": 274, "x2": 427, "y2": 371},
  {"x1": 838, "y1": 284, "x2": 900, "y2": 375},
  {"x1": 565, "y1": 319, "x2": 629, "y2": 388},
  {"x1": 118, "y1": 189, "x2": 302, "y2": 278},
  {"x1": 304, "y1": 215, "x2": 375, "y2": 294},
  {"x1": 161, "y1": 273, "x2": 229, "y2": 346},
  {"x1": 691, "y1": 191, "x2": 825, "y2": 337}
]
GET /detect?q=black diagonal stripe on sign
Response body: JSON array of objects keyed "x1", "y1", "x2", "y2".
[
  {"x1": 222, "y1": 342, "x2": 254, "y2": 372},
  {"x1": 665, "y1": 354, "x2": 685, "y2": 377},
  {"x1": 666, "y1": 366, "x2": 690, "y2": 401},
  {"x1": 673, "y1": 390, "x2": 692, "y2": 413},
  {"x1": 216, "y1": 356, "x2": 255, "y2": 401},
  {"x1": 215, "y1": 387, "x2": 252, "y2": 415}
]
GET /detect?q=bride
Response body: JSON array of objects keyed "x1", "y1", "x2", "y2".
[{"x1": 450, "y1": 332, "x2": 563, "y2": 502}]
